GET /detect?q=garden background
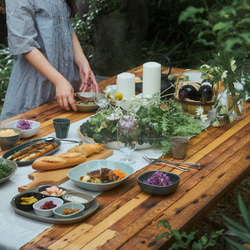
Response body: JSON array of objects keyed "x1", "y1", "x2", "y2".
[{"x1": 0, "y1": 0, "x2": 249, "y2": 248}]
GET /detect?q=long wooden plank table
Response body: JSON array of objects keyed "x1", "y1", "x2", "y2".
[{"x1": 1, "y1": 66, "x2": 250, "y2": 249}]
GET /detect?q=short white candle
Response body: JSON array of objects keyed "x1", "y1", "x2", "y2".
[
  {"x1": 116, "y1": 72, "x2": 135, "y2": 100},
  {"x1": 143, "y1": 62, "x2": 161, "y2": 98}
]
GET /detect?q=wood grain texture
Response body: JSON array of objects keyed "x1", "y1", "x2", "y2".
[{"x1": 3, "y1": 66, "x2": 249, "y2": 250}]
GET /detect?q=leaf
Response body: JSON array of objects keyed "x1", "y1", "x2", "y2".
[
  {"x1": 224, "y1": 38, "x2": 243, "y2": 51},
  {"x1": 237, "y1": 192, "x2": 250, "y2": 230},
  {"x1": 178, "y1": 6, "x2": 205, "y2": 23},
  {"x1": 212, "y1": 21, "x2": 232, "y2": 32},
  {"x1": 224, "y1": 236, "x2": 250, "y2": 250}
]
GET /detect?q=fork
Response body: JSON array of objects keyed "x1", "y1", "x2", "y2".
[
  {"x1": 144, "y1": 156, "x2": 201, "y2": 169},
  {"x1": 142, "y1": 155, "x2": 190, "y2": 172}
]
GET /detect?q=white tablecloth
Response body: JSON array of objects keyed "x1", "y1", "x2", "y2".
[{"x1": 0, "y1": 117, "x2": 164, "y2": 250}]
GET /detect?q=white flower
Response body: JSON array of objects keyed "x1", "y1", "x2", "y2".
[
  {"x1": 230, "y1": 59, "x2": 237, "y2": 72},
  {"x1": 218, "y1": 105, "x2": 227, "y2": 115},
  {"x1": 200, "y1": 64, "x2": 210, "y2": 71},
  {"x1": 221, "y1": 70, "x2": 228, "y2": 80},
  {"x1": 200, "y1": 114, "x2": 208, "y2": 123},
  {"x1": 196, "y1": 106, "x2": 204, "y2": 116},
  {"x1": 103, "y1": 85, "x2": 113, "y2": 100},
  {"x1": 212, "y1": 120, "x2": 220, "y2": 127},
  {"x1": 229, "y1": 116, "x2": 234, "y2": 123}
]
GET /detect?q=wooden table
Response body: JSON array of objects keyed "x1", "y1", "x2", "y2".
[{"x1": 1, "y1": 66, "x2": 250, "y2": 249}]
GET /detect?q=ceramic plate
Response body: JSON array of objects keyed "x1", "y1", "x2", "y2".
[
  {"x1": 0, "y1": 158, "x2": 18, "y2": 184},
  {"x1": 68, "y1": 160, "x2": 134, "y2": 192},
  {"x1": 2, "y1": 138, "x2": 61, "y2": 166},
  {"x1": 75, "y1": 92, "x2": 105, "y2": 112},
  {"x1": 10, "y1": 187, "x2": 98, "y2": 224}
]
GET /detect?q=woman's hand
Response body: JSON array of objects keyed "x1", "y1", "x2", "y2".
[
  {"x1": 24, "y1": 49, "x2": 77, "y2": 111},
  {"x1": 79, "y1": 66, "x2": 99, "y2": 93},
  {"x1": 55, "y1": 79, "x2": 77, "y2": 111},
  {"x1": 72, "y1": 33, "x2": 99, "y2": 93}
]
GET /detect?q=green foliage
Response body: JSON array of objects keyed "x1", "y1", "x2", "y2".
[
  {"x1": 80, "y1": 98, "x2": 206, "y2": 156},
  {"x1": 155, "y1": 219, "x2": 225, "y2": 249},
  {"x1": 72, "y1": 0, "x2": 122, "y2": 54},
  {"x1": 178, "y1": 0, "x2": 250, "y2": 66},
  {"x1": 222, "y1": 192, "x2": 250, "y2": 250},
  {"x1": 0, "y1": 47, "x2": 12, "y2": 114}
]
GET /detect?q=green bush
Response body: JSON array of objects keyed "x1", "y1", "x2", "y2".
[{"x1": 0, "y1": 47, "x2": 12, "y2": 114}]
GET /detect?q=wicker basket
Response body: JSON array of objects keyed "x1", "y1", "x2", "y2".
[{"x1": 173, "y1": 70, "x2": 219, "y2": 114}]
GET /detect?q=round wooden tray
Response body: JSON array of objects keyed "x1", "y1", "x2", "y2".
[{"x1": 174, "y1": 95, "x2": 215, "y2": 114}]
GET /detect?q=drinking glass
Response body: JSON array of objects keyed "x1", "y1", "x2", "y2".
[
  {"x1": 94, "y1": 92, "x2": 106, "y2": 109},
  {"x1": 117, "y1": 126, "x2": 137, "y2": 164}
]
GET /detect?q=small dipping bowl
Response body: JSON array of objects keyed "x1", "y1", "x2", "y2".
[
  {"x1": 62, "y1": 191, "x2": 94, "y2": 209},
  {"x1": 33, "y1": 197, "x2": 64, "y2": 217},
  {"x1": 14, "y1": 192, "x2": 45, "y2": 211},
  {"x1": 53, "y1": 202, "x2": 85, "y2": 219},
  {"x1": 37, "y1": 185, "x2": 68, "y2": 198}
]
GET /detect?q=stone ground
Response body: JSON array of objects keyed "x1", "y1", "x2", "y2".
[{"x1": 193, "y1": 175, "x2": 250, "y2": 249}]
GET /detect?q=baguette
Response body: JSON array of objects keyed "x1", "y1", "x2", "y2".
[
  {"x1": 67, "y1": 143, "x2": 104, "y2": 157},
  {"x1": 32, "y1": 152, "x2": 87, "y2": 171}
]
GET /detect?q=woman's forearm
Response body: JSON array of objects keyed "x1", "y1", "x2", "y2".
[
  {"x1": 23, "y1": 48, "x2": 77, "y2": 111},
  {"x1": 72, "y1": 33, "x2": 89, "y2": 67},
  {"x1": 23, "y1": 48, "x2": 65, "y2": 87}
]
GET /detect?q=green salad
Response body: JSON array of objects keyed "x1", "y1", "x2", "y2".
[{"x1": 0, "y1": 162, "x2": 12, "y2": 179}]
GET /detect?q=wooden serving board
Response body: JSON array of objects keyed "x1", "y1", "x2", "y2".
[{"x1": 18, "y1": 149, "x2": 113, "y2": 193}]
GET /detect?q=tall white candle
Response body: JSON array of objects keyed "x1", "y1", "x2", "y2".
[
  {"x1": 116, "y1": 72, "x2": 135, "y2": 100},
  {"x1": 143, "y1": 62, "x2": 161, "y2": 98}
]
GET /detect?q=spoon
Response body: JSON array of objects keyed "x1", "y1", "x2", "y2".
[{"x1": 45, "y1": 137, "x2": 83, "y2": 145}]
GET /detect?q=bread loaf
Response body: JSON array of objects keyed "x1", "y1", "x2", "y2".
[
  {"x1": 32, "y1": 152, "x2": 87, "y2": 171},
  {"x1": 67, "y1": 143, "x2": 104, "y2": 157}
]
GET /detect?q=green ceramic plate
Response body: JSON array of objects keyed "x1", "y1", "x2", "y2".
[
  {"x1": 68, "y1": 160, "x2": 134, "y2": 192},
  {"x1": 2, "y1": 138, "x2": 61, "y2": 166}
]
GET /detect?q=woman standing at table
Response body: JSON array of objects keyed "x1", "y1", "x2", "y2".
[{"x1": 0, "y1": 0, "x2": 98, "y2": 121}]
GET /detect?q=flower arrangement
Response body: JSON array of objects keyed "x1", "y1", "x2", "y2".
[
  {"x1": 200, "y1": 52, "x2": 249, "y2": 127},
  {"x1": 80, "y1": 86, "x2": 207, "y2": 156}
]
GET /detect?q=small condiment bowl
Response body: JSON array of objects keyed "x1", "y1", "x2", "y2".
[
  {"x1": 33, "y1": 197, "x2": 64, "y2": 217},
  {"x1": 62, "y1": 191, "x2": 94, "y2": 209},
  {"x1": 37, "y1": 185, "x2": 68, "y2": 198},
  {"x1": 137, "y1": 170, "x2": 180, "y2": 196},
  {"x1": 0, "y1": 127, "x2": 22, "y2": 149},
  {"x1": 14, "y1": 192, "x2": 45, "y2": 211},
  {"x1": 53, "y1": 202, "x2": 85, "y2": 219}
]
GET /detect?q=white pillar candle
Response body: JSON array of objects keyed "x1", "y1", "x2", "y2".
[
  {"x1": 116, "y1": 72, "x2": 135, "y2": 100},
  {"x1": 143, "y1": 62, "x2": 161, "y2": 98}
]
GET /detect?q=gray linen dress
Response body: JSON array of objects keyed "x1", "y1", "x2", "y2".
[{"x1": 0, "y1": 0, "x2": 81, "y2": 121}]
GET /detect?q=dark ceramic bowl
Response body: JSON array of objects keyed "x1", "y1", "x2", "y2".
[
  {"x1": 137, "y1": 170, "x2": 180, "y2": 195},
  {"x1": 0, "y1": 127, "x2": 22, "y2": 149},
  {"x1": 37, "y1": 185, "x2": 68, "y2": 198},
  {"x1": 14, "y1": 192, "x2": 45, "y2": 211}
]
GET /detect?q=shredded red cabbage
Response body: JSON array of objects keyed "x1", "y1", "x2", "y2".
[
  {"x1": 17, "y1": 119, "x2": 32, "y2": 130},
  {"x1": 143, "y1": 171, "x2": 172, "y2": 186}
]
